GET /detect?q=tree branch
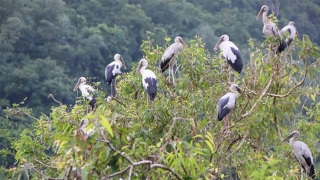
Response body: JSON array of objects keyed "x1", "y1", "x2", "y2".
[
  {"x1": 48, "y1": 94, "x2": 62, "y2": 106},
  {"x1": 242, "y1": 74, "x2": 275, "y2": 118},
  {"x1": 265, "y1": 59, "x2": 307, "y2": 98}
]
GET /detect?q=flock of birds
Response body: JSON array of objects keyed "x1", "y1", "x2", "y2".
[{"x1": 72, "y1": 5, "x2": 315, "y2": 179}]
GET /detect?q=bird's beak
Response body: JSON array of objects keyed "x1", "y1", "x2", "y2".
[
  {"x1": 282, "y1": 134, "x2": 293, "y2": 143},
  {"x1": 78, "y1": 119, "x2": 85, "y2": 128},
  {"x1": 180, "y1": 39, "x2": 186, "y2": 46},
  {"x1": 236, "y1": 87, "x2": 242, "y2": 94},
  {"x1": 214, "y1": 37, "x2": 223, "y2": 51},
  {"x1": 73, "y1": 78, "x2": 81, "y2": 91},
  {"x1": 135, "y1": 63, "x2": 142, "y2": 76},
  {"x1": 256, "y1": 7, "x2": 263, "y2": 20},
  {"x1": 120, "y1": 56, "x2": 127, "y2": 69}
]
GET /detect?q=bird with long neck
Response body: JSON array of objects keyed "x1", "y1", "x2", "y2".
[
  {"x1": 160, "y1": 36, "x2": 185, "y2": 85},
  {"x1": 256, "y1": 5, "x2": 279, "y2": 37},
  {"x1": 73, "y1": 77, "x2": 97, "y2": 113},
  {"x1": 136, "y1": 58, "x2": 158, "y2": 108},
  {"x1": 217, "y1": 84, "x2": 242, "y2": 135},
  {"x1": 214, "y1": 34, "x2": 243, "y2": 83},
  {"x1": 105, "y1": 54, "x2": 127, "y2": 97},
  {"x1": 278, "y1": 21, "x2": 298, "y2": 53},
  {"x1": 283, "y1": 131, "x2": 315, "y2": 179}
]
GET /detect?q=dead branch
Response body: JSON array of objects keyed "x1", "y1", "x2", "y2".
[
  {"x1": 48, "y1": 94, "x2": 62, "y2": 106},
  {"x1": 242, "y1": 74, "x2": 275, "y2": 118}
]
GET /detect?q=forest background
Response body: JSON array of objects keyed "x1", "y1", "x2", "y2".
[{"x1": 1, "y1": 0, "x2": 320, "y2": 179}]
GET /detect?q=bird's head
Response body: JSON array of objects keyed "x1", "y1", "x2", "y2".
[
  {"x1": 282, "y1": 130, "x2": 300, "y2": 143},
  {"x1": 256, "y1": 5, "x2": 269, "y2": 20},
  {"x1": 135, "y1": 58, "x2": 148, "y2": 75},
  {"x1": 114, "y1": 54, "x2": 127, "y2": 69},
  {"x1": 175, "y1": 36, "x2": 186, "y2": 46},
  {"x1": 78, "y1": 118, "x2": 89, "y2": 129},
  {"x1": 288, "y1": 21, "x2": 295, "y2": 27},
  {"x1": 229, "y1": 84, "x2": 242, "y2": 94},
  {"x1": 214, "y1": 35, "x2": 229, "y2": 51},
  {"x1": 73, "y1": 77, "x2": 87, "y2": 91}
]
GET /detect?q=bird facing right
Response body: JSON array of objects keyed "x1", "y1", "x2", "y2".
[
  {"x1": 217, "y1": 84, "x2": 242, "y2": 121},
  {"x1": 278, "y1": 21, "x2": 297, "y2": 53}
]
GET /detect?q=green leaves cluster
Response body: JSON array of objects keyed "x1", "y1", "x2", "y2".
[{"x1": 6, "y1": 33, "x2": 320, "y2": 179}]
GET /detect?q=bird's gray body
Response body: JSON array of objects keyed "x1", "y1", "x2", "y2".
[
  {"x1": 256, "y1": 5, "x2": 279, "y2": 37},
  {"x1": 216, "y1": 84, "x2": 241, "y2": 121},
  {"x1": 137, "y1": 58, "x2": 158, "y2": 102},
  {"x1": 284, "y1": 131, "x2": 315, "y2": 179},
  {"x1": 278, "y1": 21, "x2": 297, "y2": 52}
]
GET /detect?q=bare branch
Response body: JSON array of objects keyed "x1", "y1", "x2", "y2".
[
  {"x1": 102, "y1": 165, "x2": 131, "y2": 179},
  {"x1": 48, "y1": 94, "x2": 62, "y2": 106},
  {"x1": 242, "y1": 74, "x2": 275, "y2": 118},
  {"x1": 266, "y1": 60, "x2": 307, "y2": 98},
  {"x1": 232, "y1": 131, "x2": 249, "y2": 154},
  {"x1": 150, "y1": 164, "x2": 183, "y2": 180}
]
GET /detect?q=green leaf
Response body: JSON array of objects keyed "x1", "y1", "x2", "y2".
[{"x1": 99, "y1": 115, "x2": 114, "y2": 137}]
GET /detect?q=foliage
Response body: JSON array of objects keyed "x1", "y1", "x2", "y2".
[{"x1": 6, "y1": 34, "x2": 320, "y2": 179}]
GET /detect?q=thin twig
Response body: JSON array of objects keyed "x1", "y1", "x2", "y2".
[
  {"x1": 48, "y1": 94, "x2": 62, "y2": 106},
  {"x1": 232, "y1": 131, "x2": 249, "y2": 154},
  {"x1": 242, "y1": 74, "x2": 275, "y2": 118},
  {"x1": 150, "y1": 164, "x2": 183, "y2": 180},
  {"x1": 266, "y1": 60, "x2": 307, "y2": 98}
]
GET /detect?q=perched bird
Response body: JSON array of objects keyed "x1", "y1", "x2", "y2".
[
  {"x1": 278, "y1": 21, "x2": 297, "y2": 53},
  {"x1": 283, "y1": 130, "x2": 315, "y2": 179},
  {"x1": 73, "y1": 77, "x2": 97, "y2": 112},
  {"x1": 160, "y1": 36, "x2": 185, "y2": 84},
  {"x1": 256, "y1": 5, "x2": 279, "y2": 37},
  {"x1": 136, "y1": 58, "x2": 158, "y2": 107},
  {"x1": 105, "y1": 54, "x2": 127, "y2": 97},
  {"x1": 78, "y1": 118, "x2": 95, "y2": 141},
  {"x1": 217, "y1": 84, "x2": 242, "y2": 121},
  {"x1": 214, "y1": 35, "x2": 243, "y2": 75}
]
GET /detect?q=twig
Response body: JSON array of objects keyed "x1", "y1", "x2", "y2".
[
  {"x1": 232, "y1": 131, "x2": 249, "y2": 154},
  {"x1": 102, "y1": 165, "x2": 131, "y2": 179},
  {"x1": 150, "y1": 164, "x2": 183, "y2": 180},
  {"x1": 266, "y1": 60, "x2": 307, "y2": 98},
  {"x1": 48, "y1": 94, "x2": 62, "y2": 106},
  {"x1": 242, "y1": 74, "x2": 274, "y2": 118}
]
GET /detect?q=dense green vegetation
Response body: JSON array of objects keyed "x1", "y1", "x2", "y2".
[{"x1": 1, "y1": 0, "x2": 320, "y2": 179}]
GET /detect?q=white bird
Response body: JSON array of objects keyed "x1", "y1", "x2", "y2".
[
  {"x1": 78, "y1": 118, "x2": 94, "y2": 142},
  {"x1": 214, "y1": 35, "x2": 243, "y2": 75},
  {"x1": 283, "y1": 130, "x2": 315, "y2": 179},
  {"x1": 278, "y1": 21, "x2": 297, "y2": 53},
  {"x1": 136, "y1": 58, "x2": 158, "y2": 107},
  {"x1": 217, "y1": 84, "x2": 241, "y2": 121},
  {"x1": 73, "y1": 77, "x2": 97, "y2": 112},
  {"x1": 160, "y1": 36, "x2": 185, "y2": 85},
  {"x1": 256, "y1": 5, "x2": 279, "y2": 37},
  {"x1": 105, "y1": 54, "x2": 127, "y2": 97}
]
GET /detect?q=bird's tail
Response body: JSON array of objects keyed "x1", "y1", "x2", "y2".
[
  {"x1": 309, "y1": 164, "x2": 315, "y2": 178},
  {"x1": 278, "y1": 41, "x2": 288, "y2": 53},
  {"x1": 278, "y1": 39, "x2": 293, "y2": 53}
]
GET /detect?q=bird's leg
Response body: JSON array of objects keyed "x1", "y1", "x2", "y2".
[
  {"x1": 84, "y1": 98, "x2": 89, "y2": 114},
  {"x1": 114, "y1": 79, "x2": 117, "y2": 98},
  {"x1": 300, "y1": 167, "x2": 303, "y2": 180},
  {"x1": 228, "y1": 65, "x2": 231, "y2": 83},
  {"x1": 171, "y1": 66, "x2": 175, "y2": 85},
  {"x1": 110, "y1": 81, "x2": 113, "y2": 97},
  {"x1": 146, "y1": 93, "x2": 149, "y2": 105}
]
